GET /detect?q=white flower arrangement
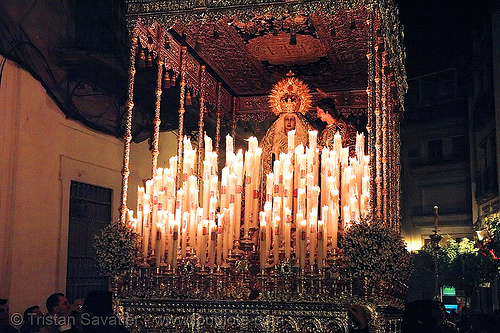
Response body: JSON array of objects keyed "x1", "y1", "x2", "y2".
[
  {"x1": 341, "y1": 219, "x2": 413, "y2": 285},
  {"x1": 94, "y1": 221, "x2": 140, "y2": 277}
]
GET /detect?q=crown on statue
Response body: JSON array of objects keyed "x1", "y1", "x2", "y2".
[{"x1": 269, "y1": 71, "x2": 312, "y2": 115}]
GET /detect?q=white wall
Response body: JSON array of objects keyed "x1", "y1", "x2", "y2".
[{"x1": 0, "y1": 57, "x2": 178, "y2": 319}]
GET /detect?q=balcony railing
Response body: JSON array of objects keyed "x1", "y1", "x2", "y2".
[{"x1": 412, "y1": 204, "x2": 470, "y2": 216}]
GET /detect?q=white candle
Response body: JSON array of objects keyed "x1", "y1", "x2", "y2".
[
  {"x1": 151, "y1": 186, "x2": 159, "y2": 251},
  {"x1": 226, "y1": 134, "x2": 233, "y2": 156},
  {"x1": 172, "y1": 221, "x2": 179, "y2": 271},
  {"x1": 299, "y1": 154, "x2": 307, "y2": 189},
  {"x1": 205, "y1": 134, "x2": 213, "y2": 153},
  {"x1": 343, "y1": 205, "x2": 350, "y2": 228},
  {"x1": 309, "y1": 216, "x2": 316, "y2": 266},
  {"x1": 356, "y1": 132, "x2": 365, "y2": 157},
  {"x1": 297, "y1": 188, "x2": 306, "y2": 216},
  {"x1": 202, "y1": 161, "x2": 211, "y2": 219},
  {"x1": 260, "y1": 212, "x2": 267, "y2": 269},
  {"x1": 145, "y1": 179, "x2": 153, "y2": 196},
  {"x1": 137, "y1": 186, "x2": 144, "y2": 236},
  {"x1": 189, "y1": 207, "x2": 197, "y2": 250},
  {"x1": 334, "y1": 131, "x2": 342, "y2": 154},
  {"x1": 181, "y1": 211, "x2": 189, "y2": 258},
  {"x1": 155, "y1": 221, "x2": 163, "y2": 268},
  {"x1": 169, "y1": 156, "x2": 177, "y2": 181},
  {"x1": 266, "y1": 173, "x2": 274, "y2": 202},
  {"x1": 248, "y1": 136, "x2": 258, "y2": 152},
  {"x1": 217, "y1": 215, "x2": 223, "y2": 265},
  {"x1": 234, "y1": 155, "x2": 243, "y2": 241},
  {"x1": 142, "y1": 207, "x2": 150, "y2": 258},
  {"x1": 209, "y1": 197, "x2": 217, "y2": 222},
  {"x1": 299, "y1": 220, "x2": 307, "y2": 270},
  {"x1": 341, "y1": 147, "x2": 349, "y2": 166},
  {"x1": 273, "y1": 216, "x2": 281, "y2": 265},
  {"x1": 223, "y1": 208, "x2": 232, "y2": 260},
  {"x1": 283, "y1": 173, "x2": 293, "y2": 213},
  {"x1": 350, "y1": 195, "x2": 360, "y2": 222},
  {"x1": 196, "y1": 219, "x2": 203, "y2": 262},
  {"x1": 228, "y1": 174, "x2": 237, "y2": 234},
  {"x1": 318, "y1": 220, "x2": 325, "y2": 270},
  {"x1": 264, "y1": 201, "x2": 272, "y2": 255},
  {"x1": 166, "y1": 177, "x2": 175, "y2": 214},
  {"x1": 208, "y1": 221, "x2": 216, "y2": 269},
  {"x1": 220, "y1": 167, "x2": 229, "y2": 210},
  {"x1": 288, "y1": 129, "x2": 295, "y2": 153},
  {"x1": 284, "y1": 209, "x2": 291, "y2": 260},
  {"x1": 252, "y1": 148, "x2": 262, "y2": 229},
  {"x1": 200, "y1": 220, "x2": 208, "y2": 266},
  {"x1": 295, "y1": 211, "x2": 304, "y2": 261},
  {"x1": 331, "y1": 200, "x2": 339, "y2": 249},
  {"x1": 244, "y1": 151, "x2": 253, "y2": 236},
  {"x1": 166, "y1": 214, "x2": 174, "y2": 267},
  {"x1": 273, "y1": 160, "x2": 281, "y2": 197},
  {"x1": 309, "y1": 130, "x2": 318, "y2": 151}
]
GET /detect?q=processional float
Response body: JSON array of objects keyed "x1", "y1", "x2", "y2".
[{"x1": 114, "y1": 0, "x2": 408, "y2": 332}]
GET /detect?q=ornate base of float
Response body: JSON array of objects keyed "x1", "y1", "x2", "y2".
[
  {"x1": 115, "y1": 298, "x2": 403, "y2": 333},
  {"x1": 113, "y1": 265, "x2": 405, "y2": 333}
]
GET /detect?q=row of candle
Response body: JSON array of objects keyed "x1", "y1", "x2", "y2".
[
  {"x1": 258, "y1": 130, "x2": 370, "y2": 270},
  {"x1": 127, "y1": 129, "x2": 370, "y2": 270}
]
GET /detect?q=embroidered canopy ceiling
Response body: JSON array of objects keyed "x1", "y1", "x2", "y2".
[{"x1": 0, "y1": 0, "x2": 406, "y2": 143}]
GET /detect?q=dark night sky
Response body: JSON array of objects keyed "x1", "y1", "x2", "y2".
[{"x1": 397, "y1": 0, "x2": 490, "y2": 79}]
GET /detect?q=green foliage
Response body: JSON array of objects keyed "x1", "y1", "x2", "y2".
[
  {"x1": 485, "y1": 216, "x2": 500, "y2": 238},
  {"x1": 407, "y1": 249, "x2": 436, "y2": 300},
  {"x1": 93, "y1": 221, "x2": 140, "y2": 277},
  {"x1": 408, "y1": 236, "x2": 499, "y2": 299},
  {"x1": 483, "y1": 216, "x2": 500, "y2": 261}
]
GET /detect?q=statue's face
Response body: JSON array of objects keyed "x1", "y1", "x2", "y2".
[
  {"x1": 280, "y1": 93, "x2": 300, "y2": 113},
  {"x1": 283, "y1": 114, "x2": 296, "y2": 133},
  {"x1": 317, "y1": 106, "x2": 328, "y2": 122}
]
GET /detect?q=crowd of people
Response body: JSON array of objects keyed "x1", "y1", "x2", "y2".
[
  {"x1": 2, "y1": 294, "x2": 500, "y2": 333},
  {"x1": 0, "y1": 292, "x2": 128, "y2": 333}
]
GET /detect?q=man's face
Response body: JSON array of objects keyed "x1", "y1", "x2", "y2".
[
  {"x1": 0, "y1": 303, "x2": 9, "y2": 322},
  {"x1": 54, "y1": 296, "x2": 71, "y2": 317},
  {"x1": 284, "y1": 114, "x2": 296, "y2": 133}
]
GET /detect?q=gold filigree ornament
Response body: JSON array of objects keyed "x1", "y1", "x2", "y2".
[{"x1": 269, "y1": 71, "x2": 312, "y2": 115}]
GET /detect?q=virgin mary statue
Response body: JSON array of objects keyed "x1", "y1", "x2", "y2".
[{"x1": 260, "y1": 72, "x2": 316, "y2": 176}]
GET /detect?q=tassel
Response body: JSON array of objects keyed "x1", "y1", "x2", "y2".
[
  {"x1": 137, "y1": 49, "x2": 146, "y2": 69},
  {"x1": 163, "y1": 72, "x2": 170, "y2": 89}
]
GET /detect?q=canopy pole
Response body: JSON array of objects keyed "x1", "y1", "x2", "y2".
[{"x1": 119, "y1": 31, "x2": 139, "y2": 225}]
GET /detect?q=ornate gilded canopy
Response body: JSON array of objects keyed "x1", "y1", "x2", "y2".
[
  {"x1": 119, "y1": 0, "x2": 407, "y2": 228},
  {"x1": 124, "y1": 0, "x2": 406, "y2": 117}
]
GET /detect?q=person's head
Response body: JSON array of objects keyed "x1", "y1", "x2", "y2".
[
  {"x1": 316, "y1": 97, "x2": 339, "y2": 122},
  {"x1": 0, "y1": 299, "x2": 9, "y2": 324},
  {"x1": 283, "y1": 113, "x2": 297, "y2": 134},
  {"x1": 46, "y1": 293, "x2": 71, "y2": 317},
  {"x1": 82, "y1": 291, "x2": 114, "y2": 317},
  {"x1": 23, "y1": 306, "x2": 43, "y2": 327}
]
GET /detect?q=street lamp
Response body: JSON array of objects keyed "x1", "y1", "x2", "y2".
[{"x1": 429, "y1": 205, "x2": 442, "y2": 300}]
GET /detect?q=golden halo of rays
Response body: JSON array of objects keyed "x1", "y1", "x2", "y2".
[{"x1": 269, "y1": 72, "x2": 312, "y2": 115}]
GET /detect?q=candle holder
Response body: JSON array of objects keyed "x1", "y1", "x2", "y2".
[
  {"x1": 232, "y1": 237, "x2": 244, "y2": 258},
  {"x1": 258, "y1": 267, "x2": 269, "y2": 299},
  {"x1": 317, "y1": 266, "x2": 326, "y2": 296},
  {"x1": 196, "y1": 268, "x2": 209, "y2": 298},
  {"x1": 297, "y1": 269, "x2": 307, "y2": 295},
  {"x1": 239, "y1": 234, "x2": 254, "y2": 254}
]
